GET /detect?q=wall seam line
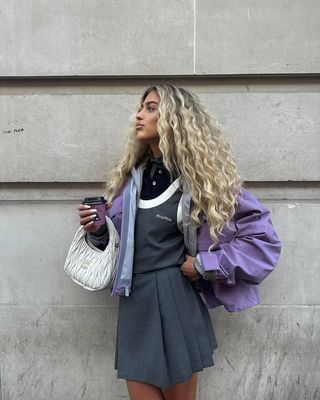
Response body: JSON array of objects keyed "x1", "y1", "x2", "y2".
[
  {"x1": 0, "y1": 304, "x2": 319, "y2": 308},
  {"x1": 0, "y1": 365, "x2": 3, "y2": 400},
  {"x1": 193, "y1": 0, "x2": 196, "y2": 74}
]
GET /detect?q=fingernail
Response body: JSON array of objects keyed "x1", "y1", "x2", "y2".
[
  {"x1": 83, "y1": 205, "x2": 91, "y2": 209},
  {"x1": 87, "y1": 220, "x2": 94, "y2": 225},
  {"x1": 90, "y1": 209, "x2": 97, "y2": 213}
]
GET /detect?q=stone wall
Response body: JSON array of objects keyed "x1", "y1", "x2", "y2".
[{"x1": 1, "y1": 1, "x2": 319, "y2": 399}]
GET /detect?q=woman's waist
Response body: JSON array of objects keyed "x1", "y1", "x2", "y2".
[{"x1": 132, "y1": 263, "x2": 182, "y2": 276}]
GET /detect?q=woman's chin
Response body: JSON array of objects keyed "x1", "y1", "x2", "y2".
[{"x1": 136, "y1": 132, "x2": 155, "y2": 142}]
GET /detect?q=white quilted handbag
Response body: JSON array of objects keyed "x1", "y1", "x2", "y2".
[{"x1": 64, "y1": 216, "x2": 120, "y2": 291}]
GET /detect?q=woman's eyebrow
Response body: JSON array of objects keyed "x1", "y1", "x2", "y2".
[{"x1": 144, "y1": 101, "x2": 159, "y2": 106}]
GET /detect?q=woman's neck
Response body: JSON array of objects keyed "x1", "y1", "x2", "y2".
[{"x1": 149, "y1": 144, "x2": 162, "y2": 158}]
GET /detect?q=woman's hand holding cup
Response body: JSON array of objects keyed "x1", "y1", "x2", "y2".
[
  {"x1": 77, "y1": 196, "x2": 111, "y2": 233},
  {"x1": 77, "y1": 204, "x2": 103, "y2": 233}
]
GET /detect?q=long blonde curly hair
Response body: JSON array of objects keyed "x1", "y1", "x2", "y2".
[{"x1": 105, "y1": 84, "x2": 243, "y2": 247}]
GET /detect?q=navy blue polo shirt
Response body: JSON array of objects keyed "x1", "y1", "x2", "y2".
[{"x1": 140, "y1": 155, "x2": 173, "y2": 200}]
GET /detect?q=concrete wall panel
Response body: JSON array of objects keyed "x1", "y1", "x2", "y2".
[
  {"x1": 0, "y1": 94, "x2": 135, "y2": 182},
  {"x1": 2, "y1": 1, "x2": 320, "y2": 77},
  {"x1": 0, "y1": 0, "x2": 193, "y2": 76},
  {"x1": 200, "y1": 92, "x2": 320, "y2": 181},
  {"x1": 0, "y1": 203, "x2": 118, "y2": 306},
  {"x1": 0, "y1": 306, "x2": 126, "y2": 400},
  {"x1": 196, "y1": 0, "x2": 320, "y2": 74},
  {"x1": 1, "y1": 91, "x2": 319, "y2": 182},
  {"x1": 202, "y1": 306, "x2": 320, "y2": 400},
  {"x1": 257, "y1": 200, "x2": 319, "y2": 306}
]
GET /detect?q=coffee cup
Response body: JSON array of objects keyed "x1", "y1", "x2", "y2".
[{"x1": 82, "y1": 196, "x2": 106, "y2": 227}]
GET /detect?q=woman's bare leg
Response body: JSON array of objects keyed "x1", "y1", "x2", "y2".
[
  {"x1": 126, "y1": 380, "x2": 165, "y2": 400},
  {"x1": 161, "y1": 373, "x2": 198, "y2": 400}
]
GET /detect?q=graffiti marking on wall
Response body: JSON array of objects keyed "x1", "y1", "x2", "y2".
[{"x1": 1, "y1": 127, "x2": 24, "y2": 134}]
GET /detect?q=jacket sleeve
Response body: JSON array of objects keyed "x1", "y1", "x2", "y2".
[
  {"x1": 197, "y1": 188, "x2": 281, "y2": 286},
  {"x1": 86, "y1": 224, "x2": 109, "y2": 251}
]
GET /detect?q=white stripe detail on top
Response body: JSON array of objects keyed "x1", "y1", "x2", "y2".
[
  {"x1": 177, "y1": 195, "x2": 183, "y2": 233},
  {"x1": 138, "y1": 177, "x2": 181, "y2": 209}
]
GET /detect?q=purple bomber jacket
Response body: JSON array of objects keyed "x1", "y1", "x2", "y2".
[{"x1": 195, "y1": 188, "x2": 281, "y2": 311}]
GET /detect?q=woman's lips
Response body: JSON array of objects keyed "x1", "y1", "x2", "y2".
[{"x1": 136, "y1": 124, "x2": 144, "y2": 129}]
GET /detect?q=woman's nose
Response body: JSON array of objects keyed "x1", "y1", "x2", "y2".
[{"x1": 136, "y1": 109, "x2": 144, "y2": 120}]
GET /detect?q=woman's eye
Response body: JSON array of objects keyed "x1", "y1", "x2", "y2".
[{"x1": 147, "y1": 106, "x2": 155, "y2": 112}]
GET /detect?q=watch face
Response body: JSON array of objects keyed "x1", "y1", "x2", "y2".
[{"x1": 193, "y1": 259, "x2": 203, "y2": 276}]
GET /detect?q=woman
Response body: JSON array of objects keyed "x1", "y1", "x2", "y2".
[{"x1": 78, "y1": 84, "x2": 281, "y2": 400}]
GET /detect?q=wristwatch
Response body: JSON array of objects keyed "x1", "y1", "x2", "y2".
[{"x1": 193, "y1": 257, "x2": 217, "y2": 281}]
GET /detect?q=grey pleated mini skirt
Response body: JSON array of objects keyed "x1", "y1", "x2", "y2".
[{"x1": 114, "y1": 265, "x2": 217, "y2": 390}]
